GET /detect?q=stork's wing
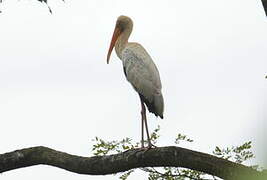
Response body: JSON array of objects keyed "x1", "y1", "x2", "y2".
[{"x1": 122, "y1": 43, "x2": 164, "y2": 118}]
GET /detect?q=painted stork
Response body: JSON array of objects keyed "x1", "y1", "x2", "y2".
[{"x1": 107, "y1": 15, "x2": 164, "y2": 148}]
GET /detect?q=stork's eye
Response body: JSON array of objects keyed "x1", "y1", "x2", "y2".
[
  {"x1": 117, "y1": 22, "x2": 126, "y2": 31},
  {"x1": 117, "y1": 19, "x2": 131, "y2": 32}
]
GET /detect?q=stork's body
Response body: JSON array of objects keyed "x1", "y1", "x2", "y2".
[{"x1": 107, "y1": 16, "x2": 164, "y2": 148}]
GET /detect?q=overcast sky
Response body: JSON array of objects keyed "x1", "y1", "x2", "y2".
[{"x1": 0, "y1": 0, "x2": 266, "y2": 179}]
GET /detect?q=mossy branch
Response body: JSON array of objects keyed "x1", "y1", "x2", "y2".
[{"x1": 0, "y1": 146, "x2": 264, "y2": 180}]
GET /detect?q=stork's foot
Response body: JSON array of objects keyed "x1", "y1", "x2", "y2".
[
  {"x1": 133, "y1": 147, "x2": 152, "y2": 153},
  {"x1": 138, "y1": 142, "x2": 157, "y2": 151},
  {"x1": 140, "y1": 141, "x2": 156, "y2": 149},
  {"x1": 147, "y1": 142, "x2": 157, "y2": 149},
  {"x1": 125, "y1": 144, "x2": 157, "y2": 155}
]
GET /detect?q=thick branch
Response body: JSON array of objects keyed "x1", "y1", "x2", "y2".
[{"x1": 0, "y1": 146, "x2": 264, "y2": 180}]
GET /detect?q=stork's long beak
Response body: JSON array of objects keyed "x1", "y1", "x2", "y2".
[{"x1": 107, "y1": 27, "x2": 121, "y2": 64}]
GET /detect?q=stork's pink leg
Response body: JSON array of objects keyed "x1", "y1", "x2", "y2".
[
  {"x1": 140, "y1": 98, "x2": 145, "y2": 148},
  {"x1": 142, "y1": 104, "x2": 153, "y2": 148},
  {"x1": 140, "y1": 99, "x2": 154, "y2": 148}
]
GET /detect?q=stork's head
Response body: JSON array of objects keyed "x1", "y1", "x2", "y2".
[{"x1": 107, "y1": 15, "x2": 133, "y2": 64}]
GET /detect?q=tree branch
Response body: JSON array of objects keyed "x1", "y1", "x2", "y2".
[{"x1": 0, "y1": 146, "x2": 264, "y2": 180}]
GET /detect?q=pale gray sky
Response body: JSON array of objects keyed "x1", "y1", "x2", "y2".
[{"x1": 0, "y1": 0, "x2": 266, "y2": 179}]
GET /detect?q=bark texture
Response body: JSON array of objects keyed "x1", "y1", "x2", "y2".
[{"x1": 0, "y1": 146, "x2": 264, "y2": 180}]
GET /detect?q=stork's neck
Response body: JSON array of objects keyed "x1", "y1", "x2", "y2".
[{"x1": 115, "y1": 26, "x2": 132, "y2": 60}]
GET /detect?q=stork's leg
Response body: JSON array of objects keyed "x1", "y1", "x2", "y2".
[
  {"x1": 142, "y1": 104, "x2": 153, "y2": 148},
  {"x1": 139, "y1": 98, "x2": 154, "y2": 148},
  {"x1": 140, "y1": 97, "x2": 145, "y2": 148}
]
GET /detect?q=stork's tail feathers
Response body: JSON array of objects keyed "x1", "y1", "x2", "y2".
[
  {"x1": 154, "y1": 93, "x2": 164, "y2": 119},
  {"x1": 139, "y1": 93, "x2": 164, "y2": 119}
]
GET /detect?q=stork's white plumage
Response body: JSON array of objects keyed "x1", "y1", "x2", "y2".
[{"x1": 107, "y1": 15, "x2": 164, "y2": 148}]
